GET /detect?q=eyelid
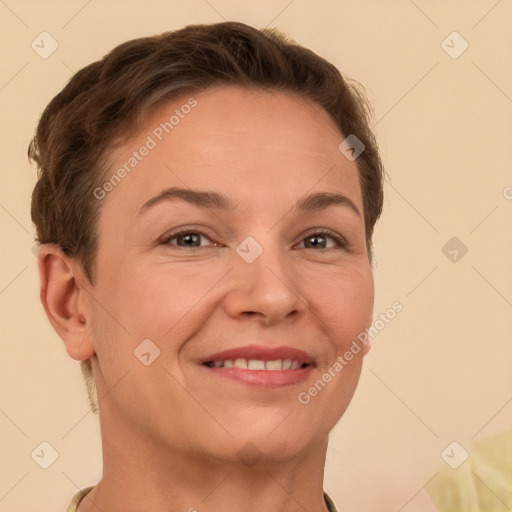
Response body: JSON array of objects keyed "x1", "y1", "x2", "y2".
[{"x1": 159, "y1": 226, "x2": 220, "y2": 247}]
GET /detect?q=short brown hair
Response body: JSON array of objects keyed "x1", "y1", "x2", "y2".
[{"x1": 29, "y1": 21, "x2": 384, "y2": 413}]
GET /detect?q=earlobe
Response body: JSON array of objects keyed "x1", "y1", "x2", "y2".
[{"x1": 37, "y1": 243, "x2": 95, "y2": 361}]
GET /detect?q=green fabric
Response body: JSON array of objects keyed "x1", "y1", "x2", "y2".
[
  {"x1": 426, "y1": 431, "x2": 512, "y2": 512},
  {"x1": 66, "y1": 486, "x2": 338, "y2": 511},
  {"x1": 323, "y1": 491, "x2": 338, "y2": 511},
  {"x1": 66, "y1": 486, "x2": 94, "y2": 512}
]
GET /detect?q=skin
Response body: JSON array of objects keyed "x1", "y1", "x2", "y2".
[{"x1": 38, "y1": 86, "x2": 374, "y2": 512}]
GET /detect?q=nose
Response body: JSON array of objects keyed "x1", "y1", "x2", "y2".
[{"x1": 223, "y1": 239, "x2": 303, "y2": 326}]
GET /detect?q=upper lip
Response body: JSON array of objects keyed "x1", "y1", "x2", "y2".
[{"x1": 199, "y1": 344, "x2": 314, "y2": 365}]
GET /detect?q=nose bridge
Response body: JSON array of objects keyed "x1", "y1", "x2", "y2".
[{"x1": 227, "y1": 232, "x2": 302, "y2": 322}]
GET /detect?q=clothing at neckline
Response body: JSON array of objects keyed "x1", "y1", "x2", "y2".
[{"x1": 66, "y1": 486, "x2": 339, "y2": 511}]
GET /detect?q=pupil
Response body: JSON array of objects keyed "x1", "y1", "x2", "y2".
[
  {"x1": 181, "y1": 233, "x2": 200, "y2": 247},
  {"x1": 308, "y1": 235, "x2": 325, "y2": 248}
]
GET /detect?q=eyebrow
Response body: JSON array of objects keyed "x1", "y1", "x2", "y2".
[{"x1": 137, "y1": 187, "x2": 361, "y2": 218}]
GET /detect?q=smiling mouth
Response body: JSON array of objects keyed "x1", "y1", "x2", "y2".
[
  {"x1": 199, "y1": 345, "x2": 314, "y2": 388},
  {"x1": 202, "y1": 358, "x2": 309, "y2": 370}
]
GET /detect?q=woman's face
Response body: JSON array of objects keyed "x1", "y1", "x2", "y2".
[{"x1": 86, "y1": 86, "x2": 374, "y2": 463}]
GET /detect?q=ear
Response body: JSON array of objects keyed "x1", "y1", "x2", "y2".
[{"x1": 37, "y1": 243, "x2": 95, "y2": 361}]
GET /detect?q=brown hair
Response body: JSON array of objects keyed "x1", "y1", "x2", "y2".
[{"x1": 29, "y1": 21, "x2": 384, "y2": 413}]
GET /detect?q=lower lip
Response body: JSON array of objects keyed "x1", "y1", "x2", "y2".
[{"x1": 202, "y1": 365, "x2": 313, "y2": 388}]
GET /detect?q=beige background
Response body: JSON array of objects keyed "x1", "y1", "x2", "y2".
[{"x1": 1, "y1": 1, "x2": 511, "y2": 511}]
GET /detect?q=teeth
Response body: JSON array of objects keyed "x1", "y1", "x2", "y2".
[
  {"x1": 265, "y1": 360, "x2": 282, "y2": 370},
  {"x1": 208, "y1": 359, "x2": 305, "y2": 370},
  {"x1": 234, "y1": 358, "x2": 247, "y2": 369},
  {"x1": 248, "y1": 359, "x2": 266, "y2": 370}
]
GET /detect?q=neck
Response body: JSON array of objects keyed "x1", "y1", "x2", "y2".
[{"x1": 77, "y1": 405, "x2": 330, "y2": 512}]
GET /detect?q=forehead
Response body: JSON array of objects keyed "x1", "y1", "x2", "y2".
[{"x1": 98, "y1": 86, "x2": 362, "y2": 219}]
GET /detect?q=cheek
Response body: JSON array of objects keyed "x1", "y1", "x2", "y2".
[
  {"x1": 88, "y1": 298, "x2": 133, "y2": 393},
  {"x1": 309, "y1": 263, "x2": 374, "y2": 348},
  {"x1": 96, "y1": 259, "x2": 228, "y2": 360},
  {"x1": 294, "y1": 265, "x2": 373, "y2": 434}
]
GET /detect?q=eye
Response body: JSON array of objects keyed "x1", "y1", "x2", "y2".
[
  {"x1": 297, "y1": 229, "x2": 347, "y2": 250},
  {"x1": 159, "y1": 228, "x2": 347, "y2": 250},
  {"x1": 160, "y1": 230, "x2": 220, "y2": 249}
]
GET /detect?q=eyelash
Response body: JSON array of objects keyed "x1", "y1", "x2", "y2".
[{"x1": 159, "y1": 228, "x2": 348, "y2": 251}]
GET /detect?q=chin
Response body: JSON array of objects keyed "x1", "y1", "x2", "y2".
[{"x1": 221, "y1": 421, "x2": 327, "y2": 466}]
